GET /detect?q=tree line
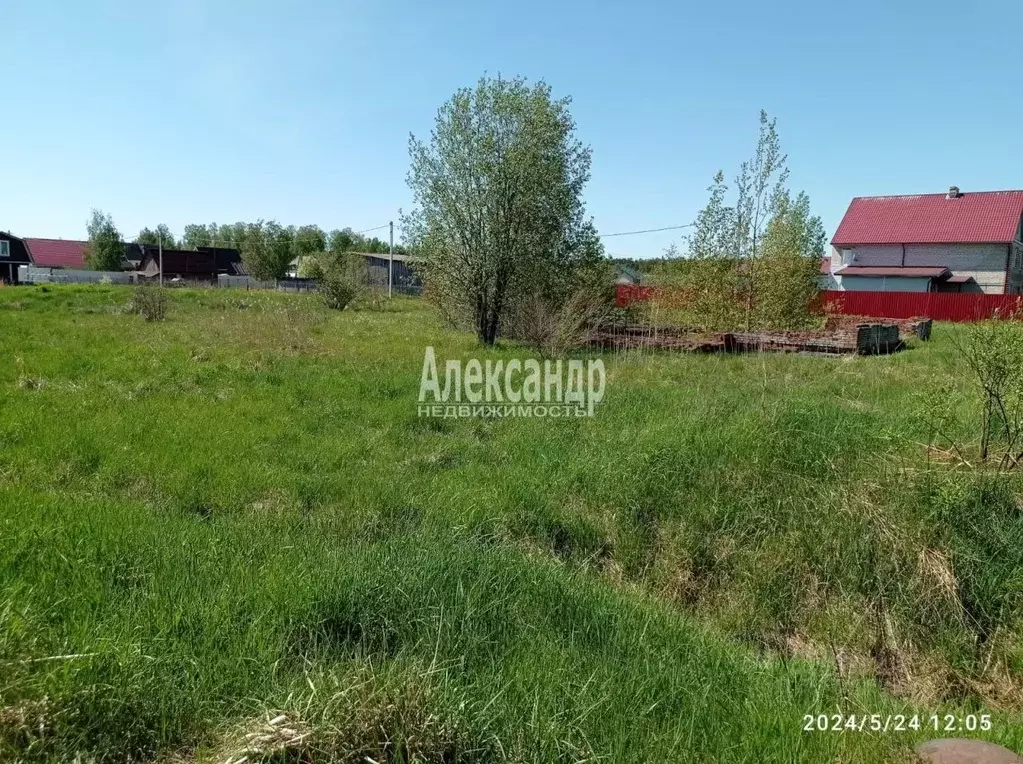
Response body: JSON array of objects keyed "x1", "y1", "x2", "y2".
[{"x1": 84, "y1": 215, "x2": 405, "y2": 282}]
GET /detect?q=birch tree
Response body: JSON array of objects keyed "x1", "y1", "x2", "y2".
[
  {"x1": 735, "y1": 111, "x2": 788, "y2": 329},
  {"x1": 755, "y1": 189, "x2": 826, "y2": 328},
  {"x1": 663, "y1": 110, "x2": 824, "y2": 330},
  {"x1": 84, "y1": 209, "x2": 124, "y2": 271}
]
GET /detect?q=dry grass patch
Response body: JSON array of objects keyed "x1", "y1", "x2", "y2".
[{"x1": 211, "y1": 671, "x2": 487, "y2": 764}]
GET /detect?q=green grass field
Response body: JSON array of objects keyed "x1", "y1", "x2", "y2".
[{"x1": 1, "y1": 285, "x2": 1021, "y2": 762}]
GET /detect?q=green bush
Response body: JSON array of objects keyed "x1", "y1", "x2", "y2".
[
  {"x1": 318, "y1": 256, "x2": 363, "y2": 311},
  {"x1": 128, "y1": 285, "x2": 167, "y2": 321}
]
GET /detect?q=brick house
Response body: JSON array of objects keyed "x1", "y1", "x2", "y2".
[{"x1": 828, "y1": 187, "x2": 1023, "y2": 294}]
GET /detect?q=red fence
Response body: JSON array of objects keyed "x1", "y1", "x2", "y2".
[
  {"x1": 616, "y1": 284, "x2": 654, "y2": 306},
  {"x1": 616, "y1": 284, "x2": 1023, "y2": 322},
  {"x1": 820, "y1": 290, "x2": 1023, "y2": 322}
]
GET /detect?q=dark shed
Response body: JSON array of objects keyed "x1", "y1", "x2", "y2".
[{"x1": 0, "y1": 231, "x2": 32, "y2": 283}]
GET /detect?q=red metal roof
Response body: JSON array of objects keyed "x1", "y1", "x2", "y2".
[
  {"x1": 832, "y1": 190, "x2": 1023, "y2": 246},
  {"x1": 24, "y1": 238, "x2": 87, "y2": 268},
  {"x1": 819, "y1": 256, "x2": 831, "y2": 275},
  {"x1": 836, "y1": 266, "x2": 950, "y2": 278}
]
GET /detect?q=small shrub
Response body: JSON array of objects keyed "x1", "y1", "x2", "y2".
[
  {"x1": 353, "y1": 288, "x2": 387, "y2": 311},
  {"x1": 318, "y1": 256, "x2": 363, "y2": 311},
  {"x1": 924, "y1": 317, "x2": 1023, "y2": 468},
  {"x1": 128, "y1": 286, "x2": 168, "y2": 321},
  {"x1": 506, "y1": 288, "x2": 610, "y2": 356}
]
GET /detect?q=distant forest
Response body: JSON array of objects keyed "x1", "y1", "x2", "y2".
[
  {"x1": 136, "y1": 222, "x2": 406, "y2": 256},
  {"x1": 611, "y1": 256, "x2": 667, "y2": 273}
]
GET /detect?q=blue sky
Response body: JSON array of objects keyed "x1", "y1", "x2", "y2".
[{"x1": 4, "y1": 0, "x2": 1022, "y2": 257}]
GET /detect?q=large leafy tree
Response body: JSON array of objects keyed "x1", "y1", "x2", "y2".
[
  {"x1": 293, "y1": 224, "x2": 326, "y2": 258},
  {"x1": 136, "y1": 224, "x2": 176, "y2": 248},
  {"x1": 181, "y1": 223, "x2": 216, "y2": 249},
  {"x1": 755, "y1": 189, "x2": 826, "y2": 328},
  {"x1": 84, "y1": 209, "x2": 124, "y2": 271},
  {"x1": 328, "y1": 228, "x2": 357, "y2": 255},
  {"x1": 404, "y1": 75, "x2": 602, "y2": 345},
  {"x1": 235, "y1": 220, "x2": 295, "y2": 281}
]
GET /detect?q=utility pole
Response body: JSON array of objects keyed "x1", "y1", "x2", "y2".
[
  {"x1": 159, "y1": 230, "x2": 164, "y2": 288},
  {"x1": 388, "y1": 220, "x2": 394, "y2": 299}
]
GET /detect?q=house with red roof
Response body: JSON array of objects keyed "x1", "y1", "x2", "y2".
[
  {"x1": 828, "y1": 187, "x2": 1023, "y2": 294},
  {"x1": 23, "y1": 238, "x2": 90, "y2": 269},
  {"x1": 16, "y1": 238, "x2": 243, "y2": 282}
]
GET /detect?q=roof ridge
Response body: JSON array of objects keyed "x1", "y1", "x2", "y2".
[
  {"x1": 24, "y1": 237, "x2": 89, "y2": 243},
  {"x1": 852, "y1": 189, "x2": 1023, "y2": 200},
  {"x1": 834, "y1": 190, "x2": 1023, "y2": 246}
]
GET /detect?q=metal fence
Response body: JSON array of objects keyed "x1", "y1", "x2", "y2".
[
  {"x1": 819, "y1": 290, "x2": 1023, "y2": 322},
  {"x1": 15, "y1": 268, "x2": 421, "y2": 297},
  {"x1": 18, "y1": 266, "x2": 132, "y2": 284},
  {"x1": 616, "y1": 284, "x2": 1023, "y2": 322},
  {"x1": 217, "y1": 275, "x2": 318, "y2": 291}
]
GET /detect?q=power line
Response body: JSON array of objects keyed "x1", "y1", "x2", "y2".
[
  {"x1": 606, "y1": 252, "x2": 671, "y2": 259},
  {"x1": 354, "y1": 223, "x2": 390, "y2": 235},
  {"x1": 142, "y1": 220, "x2": 691, "y2": 248},
  {"x1": 600, "y1": 223, "x2": 695, "y2": 238}
]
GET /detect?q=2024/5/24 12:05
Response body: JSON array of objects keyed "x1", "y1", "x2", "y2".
[{"x1": 803, "y1": 714, "x2": 993, "y2": 733}]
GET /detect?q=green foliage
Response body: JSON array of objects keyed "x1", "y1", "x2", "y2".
[
  {"x1": 127, "y1": 285, "x2": 168, "y2": 321},
  {"x1": 318, "y1": 252, "x2": 363, "y2": 310},
  {"x1": 404, "y1": 75, "x2": 608, "y2": 344},
  {"x1": 326, "y1": 227, "x2": 404, "y2": 256},
  {"x1": 173, "y1": 222, "x2": 403, "y2": 282},
  {"x1": 654, "y1": 256, "x2": 745, "y2": 330},
  {"x1": 659, "y1": 112, "x2": 825, "y2": 331},
  {"x1": 611, "y1": 256, "x2": 663, "y2": 274},
  {"x1": 135, "y1": 224, "x2": 176, "y2": 249},
  {"x1": 293, "y1": 224, "x2": 327, "y2": 258},
  {"x1": 936, "y1": 319, "x2": 1023, "y2": 466},
  {"x1": 199, "y1": 220, "x2": 296, "y2": 282},
  {"x1": 328, "y1": 227, "x2": 357, "y2": 254},
  {"x1": 181, "y1": 222, "x2": 220, "y2": 249},
  {"x1": 754, "y1": 190, "x2": 825, "y2": 328},
  {"x1": 84, "y1": 209, "x2": 124, "y2": 271},
  {"x1": 687, "y1": 170, "x2": 735, "y2": 260}
]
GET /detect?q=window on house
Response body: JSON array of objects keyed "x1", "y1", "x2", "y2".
[
  {"x1": 0, "y1": 241, "x2": 9, "y2": 258},
  {"x1": 1015, "y1": 247, "x2": 1023, "y2": 272}
]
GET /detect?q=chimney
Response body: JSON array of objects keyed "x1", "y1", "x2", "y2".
[{"x1": 948, "y1": 186, "x2": 961, "y2": 199}]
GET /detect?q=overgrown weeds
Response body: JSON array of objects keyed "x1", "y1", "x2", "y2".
[
  {"x1": 128, "y1": 284, "x2": 169, "y2": 321},
  {"x1": 313, "y1": 253, "x2": 363, "y2": 311},
  {"x1": 505, "y1": 288, "x2": 609, "y2": 355},
  {"x1": 2, "y1": 287, "x2": 1022, "y2": 762}
]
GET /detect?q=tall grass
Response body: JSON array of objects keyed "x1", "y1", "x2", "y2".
[{"x1": 0, "y1": 284, "x2": 1020, "y2": 762}]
